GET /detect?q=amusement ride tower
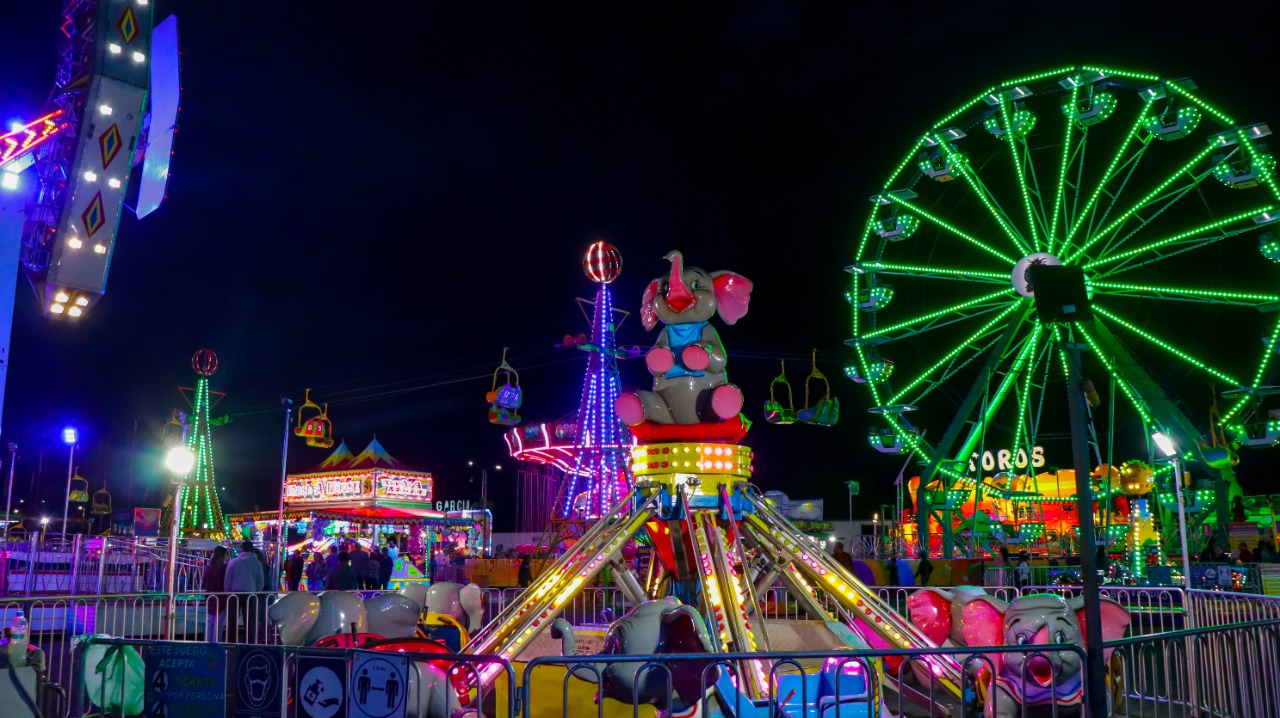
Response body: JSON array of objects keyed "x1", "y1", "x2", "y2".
[
  {"x1": 178, "y1": 349, "x2": 227, "y2": 537},
  {"x1": 552, "y1": 241, "x2": 634, "y2": 523}
]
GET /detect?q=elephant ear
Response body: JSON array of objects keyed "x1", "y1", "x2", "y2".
[
  {"x1": 710, "y1": 271, "x2": 753, "y2": 325},
  {"x1": 660, "y1": 606, "x2": 718, "y2": 706},
  {"x1": 640, "y1": 279, "x2": 661, "y2": 331},
  {"x1": 960, "y1": 594, "x2": 1009, "y2": 674},
  {"x1": 906, "y1": 588, "x2": 954, "y2": 647},
  {"x1": 1071, "y1": 596, "x2": 1130, "y2": 662}
]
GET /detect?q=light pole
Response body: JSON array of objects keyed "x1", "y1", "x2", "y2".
[
  {"x1": 60, "y1": 426, "x2": 77, "y2": 537},
  {"x1": 4, "y1": 443, "x2": 16, "y2": 543},
  {"x1": 274, "y1": 400, "x2": 292, "y2": 589},
  {"x1": 468, "y1": 461, "x2": 501, "y2": 511},
  {"x1": 872, "y1": 513, "x2": 880, "y2": 558},
  {"x1": 164, "y1": 445, "x2": 195, "y2": 640},
  {"x1": 1152, "y1": 431, "x2": 1193, "y2": 591}
]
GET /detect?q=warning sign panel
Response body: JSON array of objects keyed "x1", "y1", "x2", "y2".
[
  {"x1": 348, "y1": 652, "x2": 408, "y2": 718},
  {"x1": 143, "y1": 643, "x2": 227, "y2": 718}
]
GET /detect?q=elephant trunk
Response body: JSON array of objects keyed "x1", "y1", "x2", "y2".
[
  {"x1": 550, "y1": 618, "x2": 577, "y2": 656},
  {"x1": 663, "y1": 250, "x2": 694, "y2": 313}
]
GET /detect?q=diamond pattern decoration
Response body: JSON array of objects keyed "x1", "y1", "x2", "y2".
[
  {"x1": 118, "y1": 7, "x2": 139, "y2": 44},
  {"x1": 82, "y1": 192, "x2": 105, "y2": 237},
  {"x1": 99, "y1": 124, "x2": 122, "y2": 169}
]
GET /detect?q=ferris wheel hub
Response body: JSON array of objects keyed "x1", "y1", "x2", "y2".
[{"x1": 1012, "y1": 252, "x2": 1063, "y2": 297}]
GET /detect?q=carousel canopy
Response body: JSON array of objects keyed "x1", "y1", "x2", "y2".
[{"x1": 283, "y1": 437, "x2": 434, "y2": 511}]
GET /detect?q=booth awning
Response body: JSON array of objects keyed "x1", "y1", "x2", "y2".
[{"x1": 227, "y1": 506, "x2": 481, "y2": 527}]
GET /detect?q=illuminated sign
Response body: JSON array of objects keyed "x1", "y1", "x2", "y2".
[
  {"x1": 284, "y1": 471, "x2": 434, "y2": 507},
  {"x1": 435, "y1": 500, "x2": 472, "y2": 512},
  {"x1": 968, "y1": 446, "x2": 1046, "y2": 473},
  {"x1": 0, "y1": 111, "x2": 66, "y2": 170},
  {"x1": 377, "y1": 476, "x2": 431, "y2": 501},
  {"x1": 285, "y1": 477, "x2": 367, "y2": 502}
]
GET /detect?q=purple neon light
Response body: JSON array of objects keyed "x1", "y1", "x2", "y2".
[{"x1": 557, "y1": 283, "x2": 633, "y2": 519}]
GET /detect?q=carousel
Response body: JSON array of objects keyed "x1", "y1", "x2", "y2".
[{"x1": 227, "y1": 437, "x2": 492, "y2": 588}]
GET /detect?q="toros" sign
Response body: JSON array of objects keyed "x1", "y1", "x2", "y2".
[{"x1": 968, "y1": 446, "x2": 1046, "y2": 473}]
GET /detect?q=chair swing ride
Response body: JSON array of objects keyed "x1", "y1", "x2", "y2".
[
  {"x1": 764, "y1": 351, "x2": 841, "y2": 427},
  {"x1": 294, "y1": 387, "x2": 336, "y2": 448}
]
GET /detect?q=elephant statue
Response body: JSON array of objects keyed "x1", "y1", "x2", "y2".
[
  {"x1": 425, "y1": 581, "x2": 485, "y2": 633},
  {"x1": 405, "y1": 661, "x2": 463, "y2": 718},
  {"x1": 615, "y1": 250, "x2": 753, "y2": 426},
  {"x1": 908, "y1": 588, "x2": 1130, "y2": 717},
  {"x1": 550, "y1": 597, "x2": 720, "y2": 713}
]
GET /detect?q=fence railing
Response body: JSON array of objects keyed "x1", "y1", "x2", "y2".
[{"x1": 1, "y1": 535, "x2": 214, "y2": 597}]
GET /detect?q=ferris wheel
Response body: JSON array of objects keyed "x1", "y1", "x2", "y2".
[{"x1": 847, "y1": 66, "x2": 1280, "y2": 532}]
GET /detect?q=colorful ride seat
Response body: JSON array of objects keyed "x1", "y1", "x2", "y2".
[{"x1": 764, "y1": 361, "x2": 799, "y2": 425}]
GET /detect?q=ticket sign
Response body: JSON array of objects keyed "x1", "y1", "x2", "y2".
[{"x1": 144, "y1": 643, "x2": 227, "y2": 718}]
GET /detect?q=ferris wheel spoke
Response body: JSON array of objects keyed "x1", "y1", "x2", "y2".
[
  {"x1": 947, "y1": 329, "x2": 1040, "y2": 473},
  {"x1": 1047, "y1": 85, "x2": 1081, "y2": 254},
  {"x1": 1089, "y1": 279, "x2": 1280, "y2": 307},
  {"x1": 882, "y1": 194, "x2": 1019, "y2": 265},
  {"x1": 998, "y1": 98, "x2": 1047, "y2": 250},
  {"x1": 932, "y1": 133, "x2": 1031, "y2": 256},
  {"x1": 848, "y1": 261, "x2": 1009, "y2": 285},
  {"x1": 1091, "y1": 304, "x2": 1244, "y2": 387},
  {"x1": 1086, "y1": 207, "x2": 1277, "y2": 276},
  {"x1": 855, "y1": 289, "x2": 1015, "y2": 343},
  {"x1": 900, "y1": 329, "x2": 1007, "y2": 409},
  {"x1": 1010, "y1": 324, "x2": 1046, "y2": 453},
  {"x1": 888, "y1": 300, "x2": 1027, "y2": 405},
  {"x1": 1065, "y1": 145, "x2": 1217, "y2": 264},
  {"x1": 1070, "y1": 322, "x2": 1156, "y2": 426},
  {"x1": 1060, "y1": 105, "x2": 1154, "y2": 254},
  {"x1": 1222, "y1": 312, "x2": 1280, "y2": 421}
]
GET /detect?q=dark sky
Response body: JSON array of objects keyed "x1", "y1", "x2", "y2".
[{"x1": 2, "y1": 1, "x2": 1278, "y2": 531}]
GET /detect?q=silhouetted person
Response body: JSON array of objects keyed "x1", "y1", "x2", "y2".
[
  {"x1": 518, "y1": 555, "x2": 533, "y2": 587},
  {"x1": 326, "y1": 551, "x2": 359, "y2": 590}
]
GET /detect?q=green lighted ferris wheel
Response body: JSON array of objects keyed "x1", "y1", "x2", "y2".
[{"x1": 847, "y1": 66, "x2": 1280, "y2": 538}]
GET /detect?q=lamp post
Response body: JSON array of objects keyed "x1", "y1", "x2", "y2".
[
  {"x1": 468, "y1": 461, "x2": 501, "y2": 511},
  {"x1": 60, "y1": 426, "x2": 77, "y2": 537},
  {"x1": 1152, "y1": 431, "x2": 1193, "y2": 591},
  {"x1": 164, "y1": 445, "x2": 195, "y2": 640},
  {"x1": 274, "y1": 400, "x2": 292, "y2": 589},
  {"x1": 4, "y1": 443, "x2": 16, "y2": 543},
  {"x1": 870, "y1": 509, "x2": 880, "y2": 560}
]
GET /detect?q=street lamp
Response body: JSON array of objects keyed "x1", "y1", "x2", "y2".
[
  {"x1": 1152, "y1": 431, "x2": 1192, "y2": 591},
  {"x1": 60, "y1": 426, "x2": 78, "y2": 537},
  {"x1": 164, "y1": 445, "x2": 195, "y2": 640},
  {"x1": 873, "y1": 512, "x2": 880, "y2": 559}
]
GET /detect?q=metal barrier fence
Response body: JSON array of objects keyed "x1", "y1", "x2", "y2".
[
  {"x1": 1109, "y1": 617, "x2": 1280, "y2": 717},
  {"x1": 523, "y1": 643, "x2": 1089, "y2": 718},
  {"x1": 1, "y1": 535, "x2": 213, "y2": 597},
  {"x1": 68, "y1": 638, "x2": 517, "y2": 718}
]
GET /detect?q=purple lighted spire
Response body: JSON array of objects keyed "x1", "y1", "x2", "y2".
[{"x1": 558, "y1": 243, "x2": 632, "y2": 519}]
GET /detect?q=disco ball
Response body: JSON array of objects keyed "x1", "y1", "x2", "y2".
[
  {"x1": 1119, "y1": 460, "x2": 1155, "y2": 497},
  {"x1": 583, "y1": 241, "x2": 622, "y2": 284}
]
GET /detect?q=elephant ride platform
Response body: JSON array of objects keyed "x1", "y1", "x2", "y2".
[{"x1": 460, "y1": 431, "x2": 966, "y2": 717}]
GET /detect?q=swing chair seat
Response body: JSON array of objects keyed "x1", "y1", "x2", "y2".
[
  {"x1": 488, "y1": 405, "x2": 522, "y2": 426},
  {"x1": 764, "y1": 401, "x2": 799, "y2": 425},
  {"x1": 487, "y1": 382, "x2": 523, "y2": 410},
  {"x1": 628, "y1": 415, "x2": 751, "y2": 443},
  {"x1": 797, "y1": 397, "x2": 841, "y2": 427}
]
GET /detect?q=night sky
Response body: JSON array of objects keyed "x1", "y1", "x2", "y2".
[{"x1": 2, "y1": 2, "x2": 1279, "y2": 531}]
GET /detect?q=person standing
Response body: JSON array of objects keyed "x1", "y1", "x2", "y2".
[
  {"x1": 914, "y1": 551, "x2": 934, "y2": 586},
  {"x1": 349, "y1": 542, "x2": 371, "y2": 589},
  {"x1": 366, "y1": 549, "x2": 384, "y2": 590},
  {"x1": 326, "y1": 544, "x2": 340, "y2": 575},
  {"x1": 1015, "y1": 551, "x2": 1031, "y2": 592},
  {"x1": 203, "y1": 546, "x2": 229, "y2": 642},
  {"x1": 831, "y1": 542, "x2": 855, "y2": 572},
  {"x1": 225, "y1": 541, "x2": 265, "y2": 642},
  {"x1": 517, "y1": 555, "x2": 533, "y2": 588},
  {"x1": 378, "y1": 547, "x2": 394, "y2": 590},
  {"x1": 286, "y1": 549, "x2": 305, "y2": 591},
  {"x1": 305, "y1": 551, "x2": 328, "y2": 591},
  {"x1": 385, "y1": 539, "x2": 400, "y2": 563},
  {"x1": 326, "y1": 551, "x2": 359, "y2": 590}
]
